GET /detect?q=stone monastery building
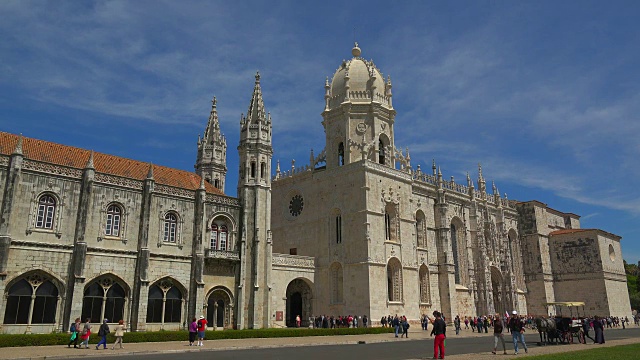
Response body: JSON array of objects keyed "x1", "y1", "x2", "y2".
[{"x1": 0, "y1": 44, "x2": 630, "y2": 334}]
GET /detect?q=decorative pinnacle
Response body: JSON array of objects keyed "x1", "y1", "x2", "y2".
[
  {"x1": 352, "y1": 42, "x2": 361, "y2": 57},
  {"x1": 85, "y1": 150, "x2": 95, "y2": 169},
  {"x1": 325, "y1": 76, "x2": 330, "y2": 87},
  {"x1": 255, "y1": 71, "x2": 260, "y2": 83},
  {"x1": 212, "y1": 96, "x2": 217, "y2": 108},
  {"x1": 147, "y1": 163, "x2": 154, "y2": 179},
  {"x1": 12, "y1": 133, "x2": 23, "y2": 155}
]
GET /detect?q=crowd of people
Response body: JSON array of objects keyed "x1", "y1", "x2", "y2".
[
  {"x1": 64, "y1": 310, "x2": 636, "y2": 355},
  {"x1": 66, "y1": 317, "x2": 126, "y2": 350},
  {"x1": 309, "y1": 314, "x2": 369, "y2": 328}
]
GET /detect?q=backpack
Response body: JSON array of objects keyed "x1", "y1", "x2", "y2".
[{"x1": 70, "y1": 323, "x2": 76, "y2": 333}]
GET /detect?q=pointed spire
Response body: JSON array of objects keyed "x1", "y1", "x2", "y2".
[
  {"x1": 12, "y1": 134, "x2": 23, "y2": 155},
  {"x1": 203, "y1": 95, "x2": 224, "y2": 145},
  {"x1": 147, "y1": 163, "x2": 154, "y2": 179},
  {"x1": 245, "y1": 71, "x2": 266, "y2": 124},
  {"x1": 432, "y1": 159, "x2": 437, "y2": 176},
  {"x1": 275, "y1": 159, "x2": 281, "y2": 179},
  {"x1": 467, "y1": 172, "x2": 472, "y2": 187},
  {"x1": 85, "y1": 150, "x2": 95, "y2": 169},
  {"x1": 492, "y1": 181, "x2": 498, "y2": 194},
  {"x1": 478, "y1": 163, "x2": 484, "y2": 181},
  {"x1": 309, "y1": 148, "x2": 314, "y2": 169}
]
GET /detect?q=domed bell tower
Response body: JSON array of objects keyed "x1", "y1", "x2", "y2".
[
  {"x1": 195, "y1": 97, "x2": 227, "y2": 192},
  {"x1": 236, "y1": 72, "x2": 273, "y2": 329},
  {"x1": 321, "y1": 43, "x2": 396, "y2": 168}
]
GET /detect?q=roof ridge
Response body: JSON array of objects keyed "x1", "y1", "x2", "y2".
[{"x1": 0, "y1": 131, "x2": 225, "y2": 196}]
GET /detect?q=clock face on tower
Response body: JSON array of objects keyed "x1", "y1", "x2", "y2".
[{"x1": 289, "y1": 194, "x2": 304, "y2": 217}]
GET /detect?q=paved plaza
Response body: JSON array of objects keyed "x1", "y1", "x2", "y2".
[{"x1": 5, "y1": 327, "x2": 640, "y2": 360}]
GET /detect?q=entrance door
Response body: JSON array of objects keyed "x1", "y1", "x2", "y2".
[
  {"x1": 216, "y1": 299, "x2": 225, "y2": 327},
  {"x1": 289, "y1": 292, "x2": 302, "y2": 327}
]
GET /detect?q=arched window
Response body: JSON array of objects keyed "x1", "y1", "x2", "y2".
[
  {"x1": 419, "y1": 265, "x2": 430, "y2": 304},
  {"x1": 81, "y1": 278, "x2": 126, "y2": 323},
  {"x1": 250, "y1": 162, "x2": 256, "y2": 178},
  {"x1": 387, "y1": 258, "x2": 403, "y2": 302},
  {"x1": 164, "y1": 213, "x2": 178, "y2": 243},
  {"x1": 385, "y1": 212, "x2": 391, "y2": 240},
  {"x1": 335, "y1": 215, "x2": 342, "y2": 243},
  {"x1": 219, "y1": 225, "x2": 228, "y2": 250},
  {"x1": 210, "y1": 221, "x2": 230, "y2": 251},
  {"x1": 36, "y1": 195, "x2": 56, "y2": 229},
  {"x1": 451, "y1": 224, "x2": 461, "y2": 284},
  {"x1": 260, "y1": 162, "x2": 266, "y2": 179},
  {"x1": 3, "y1": 277, "x2": 59, "y2": 324},
  {"x1": 378, "y1": 139, "x2": 385, "y2": 164},
  {"x1": 105, "y1": 205, "x2": 122, "y2": 237},
  {"x1": 146, "y1": 280, "x2": 183, "y2": 323},
  {"x1": 338, "y1": 142, "x2": 344, "y2": 166},
  {"x1": 210, "y1": 225, "x2": 218, "y2": 250},
  {"x1": 330, "y1": 263, "x2": 343, "y2": 303},
  {"x1": 416, "y1": 211, "x2": 426, "y2": 247},
  {"x1": 214, "y1": 179, "x2": 220, "y2": 189}
]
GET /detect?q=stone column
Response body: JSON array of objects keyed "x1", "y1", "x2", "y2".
[
  {"x1": 63, "y1": 152, "x2": 94, "y2": 331},
  {"x1": 130, "y1": 165, "x2": 154, "y2": 331},
  {"x1": 188, "y1": 178, "x2": 206, "y2": 320},
  {"x1": 0, "y1": 137, "x2": 24, "y2": 274},
  {"x1": 434, "y1": 169, "x2": 456, "y2": 321}
]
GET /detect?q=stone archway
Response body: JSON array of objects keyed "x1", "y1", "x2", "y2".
[
  {"x1": 286, "y1": 278, "x2": 313, "y2": 327},
  {"x1": 206, "y1": 288, "x2": 233, "y2": 329},
  {"x1": 490, "y1": 266, "x2": 505, "y2": 316}
]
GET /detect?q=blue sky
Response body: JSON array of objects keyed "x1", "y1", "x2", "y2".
[{"x1": 1, "y1": 1, "x2": 639, "y2": 262}]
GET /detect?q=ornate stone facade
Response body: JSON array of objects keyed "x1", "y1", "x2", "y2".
[{"x1": 0, "y1": 44, "x2": 630, "y2": 334}]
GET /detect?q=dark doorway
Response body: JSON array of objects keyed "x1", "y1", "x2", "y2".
[
  {"x1": 216, "y1": 300, "x2": 225, "y2": 327},
  {"x1": 288, "y1": 292, "x2": 302, "y2": 327}
]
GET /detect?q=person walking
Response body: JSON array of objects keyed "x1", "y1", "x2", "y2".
[
  {"x1": 111, "y1": 320, "x2": 125, "y2": 349},
  {"x1": 296, "y1": 314, "x2": 301, "y2": 327},
  {"x1": 401, "y1": 316, "x2": 409, "y2": 338},
  {"x1": 393, "y1": 315, "x2": 400, "y2": 338},
  {"x1": 363, "y1": 315, "x2": 368, "y2": 328},
  {"x1": 593, "y1": 316, "x2": 605, "y2": 344},
  {"x1": 509, "y1": 311, "x2": 528, "y2": 355},
  {"x1": 188, "y1": 318, "x2": 198, "y2": 346},
  {"x1": 491, "y1": 314, "x2": 507, "y2": 355},
  {"x1": 79, "y1": 318, "x2": 92, "y2": 349},
  {"x1": 454, "y1": 316, "x2": 461, "y2": 335},
  {"x1": 430, "y1": 311, "x2": 446, "y2": 359},
  {"x1": 95, "y1": 319, "x2": 110, "y2": 350},
  {"x1": 67, "y1": 317, "x2": 80, "y2": 348},
  {"x1": 196, "y1": 315, "x2": 207, "y2": 346},
  {"x1": 582, "y1": 317, "x2": 595, "y2": 343}
]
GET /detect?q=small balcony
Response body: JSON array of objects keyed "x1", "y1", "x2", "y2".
[{"x1": 205, "y1": 249, "x2": 240, "y2": 262}]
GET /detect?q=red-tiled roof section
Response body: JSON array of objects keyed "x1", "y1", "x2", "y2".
[
  {"x1": 0, "y1": 132, "x2": 224, "y2": 195},
  {"x1": 549, "y1": 229, "x2": 590, "y2": 236}
]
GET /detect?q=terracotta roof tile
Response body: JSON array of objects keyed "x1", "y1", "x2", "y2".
[
  {"x1": 0, "y1": 132, "x2": 225, "y2": 196},
  {"x1": 549, "y1": 229, "x2": 590, "y2": 236}
]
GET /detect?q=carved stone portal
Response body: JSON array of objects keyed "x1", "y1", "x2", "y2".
[{"x1": 285, "y1": 279, "x2": 313, "y2": 327}]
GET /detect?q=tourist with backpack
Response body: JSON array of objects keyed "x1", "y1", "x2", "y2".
[{"x1": 196, "y1": 315, "x2": 207, "y2": 346}]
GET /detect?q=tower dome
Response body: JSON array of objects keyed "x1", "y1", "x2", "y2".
[{"x1": 327, "y1": 43, "x2": 390, "y2": 110}]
